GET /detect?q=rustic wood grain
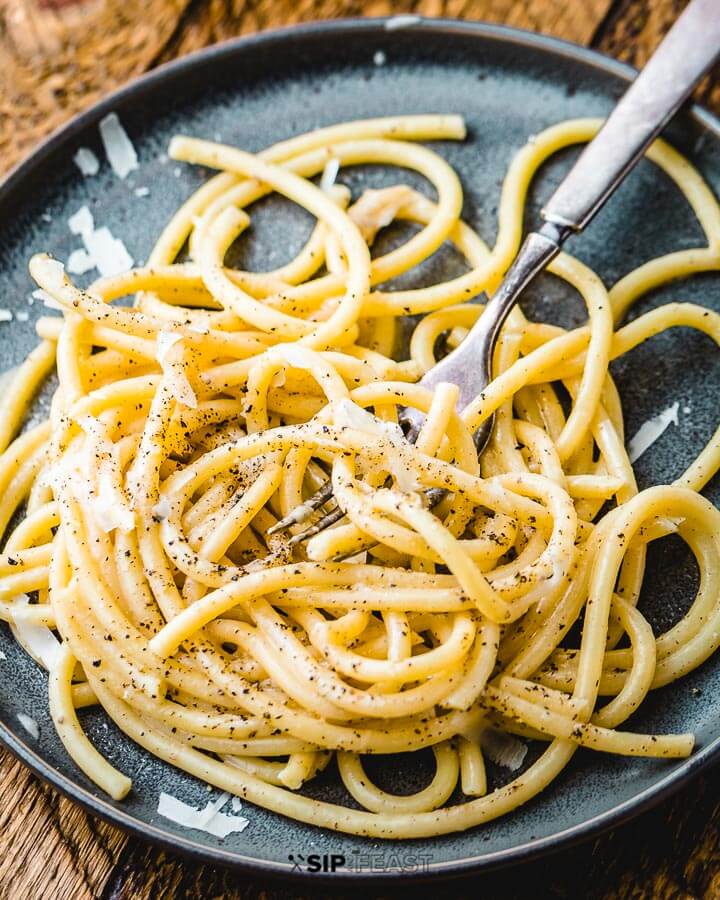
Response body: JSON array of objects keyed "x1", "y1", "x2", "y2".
[
  {"x1": 0, "y1": 0, "x2": 612, "y2": 175},
  {"x1": 0, "y1": 0, "x2": 190, "y2": 172},
  {"x1": 0, "y1": 748, "x2": 125, "y2": 900},
  {"x1": 594, "y1": 0, "x2": 720, "y2": 112},
  {"x1": 1, "y1": 1, "x2": 719, "y2": 899},
  {"x1": 154, "y1": 0, "x2": 614, "y2": 67}
]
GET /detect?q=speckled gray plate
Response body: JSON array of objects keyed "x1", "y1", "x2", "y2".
[{"x1": 0, "y1": 17, "x2": 719, "y2": 884}]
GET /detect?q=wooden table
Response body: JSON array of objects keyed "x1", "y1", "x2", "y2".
[{"x1": 0, "y1": 1, "x2": 719, "y2": 897}]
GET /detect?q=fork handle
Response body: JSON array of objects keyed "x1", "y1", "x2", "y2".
[{"x1": 542, "y1": 0, "x2": 720, "y2": 232}]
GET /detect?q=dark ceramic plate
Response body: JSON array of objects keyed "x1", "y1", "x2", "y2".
[{"x1": 1, "y1": 17, "x2": 719, "y2": 884}]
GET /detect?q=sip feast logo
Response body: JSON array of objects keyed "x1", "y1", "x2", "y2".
[
  {"x1": 288, "y1": 853, "x2": 345, "y2": 873},
  {"x1": 287, "y1": 850, "x2": 432, "y2": 873}
]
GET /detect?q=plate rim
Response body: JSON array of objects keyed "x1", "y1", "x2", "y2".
[{"x1": 1, "y1": 14, "x2": 719, "y2": 883}]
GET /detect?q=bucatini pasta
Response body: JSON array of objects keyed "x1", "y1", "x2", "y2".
[{"x1": 1, "y1": 114, "x2": 719, "y2": 838}]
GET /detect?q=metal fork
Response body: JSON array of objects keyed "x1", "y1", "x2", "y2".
[{"x1": 268, "y1": 0, "x2": 720, "y2": 545}]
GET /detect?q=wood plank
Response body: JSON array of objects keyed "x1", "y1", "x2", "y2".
[
  {"x1": 0, "y1": 748, "x2": 125, "y2": 900},
  {"x1": 0, "y1": 0, "x2": 613, "y2": 176},
  {"x1": 0, "y1": 0, "x2": 190, "y2": 174},
  {"x1": 594, "y1": 0, "x2": 720, "y2": 112},
  {"x1": 157, "y1": 0, "x2": 614, "y2": 64}
]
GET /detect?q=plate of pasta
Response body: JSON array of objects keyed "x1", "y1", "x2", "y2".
[{"x1": 0, "y1": 17, "x2": 719, "y2": 880}]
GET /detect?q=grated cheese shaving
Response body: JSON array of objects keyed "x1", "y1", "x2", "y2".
[
  {"x1": 69, "y1": 205, "x2": 94, "y2": 236},
  {"x1": 349, "y1": 186, "x2": 414, "y2": 244},
  {"x1": 157, "y1": 791, "x2": 249, "y2": 838},
  {"x1": 628, "y1": 402, "x2": 680, "y2": 463},
  {"x1": 384, "y1": 14, "x2": 421, "y2": 29},
  {"x1": 195, "y1": 791, "x2": 231, "y2": 826},
  {"x1": 156, "y1": 330, "x2": 184, "y2": 363},
  {"x1": 92, "y1": 468, "x2": 135, "y2": 533},
  {"x1": 11, "y1": 595, "x2": 62, "y2": 670},
  {"x1": 333, "y1": 398, "x2": 418, "y2": 492},
  {"x1": 73, "y1": 147, "x2": 100, "y2": 177},
  {"x1": 482, "y1": 729, "x2": 528, "y2": 771},
  {"x1": 156, "y1": 330, "x2": 198, "y2": 408},
  {"x1": 333, "y1": 397, "x2": 404, "y2": 442},
  {"x1": 67, "y1": 206, "x2": 134, "y2": 277},
  {"x1": 17, "y1": 713, "x2": 39, "y2": 740},
  {"x1": 77, "y1": 415, "x2": 135, "y2": 533},
  {"x1": 99, "y1": 113, "x2": 138, "y2": 179},
  {"x1": 67, "y1": 248, "x2": 96, "y2": 275},
  {"x1": 153, "y1": 498, "x2": 171, "y2": 520},
  {"x1": 320, "y1": 158, "x2": 340, "y2": 193},
  {"x1": 84, "y1": 227, "x2": 134, "y2": 278}
]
